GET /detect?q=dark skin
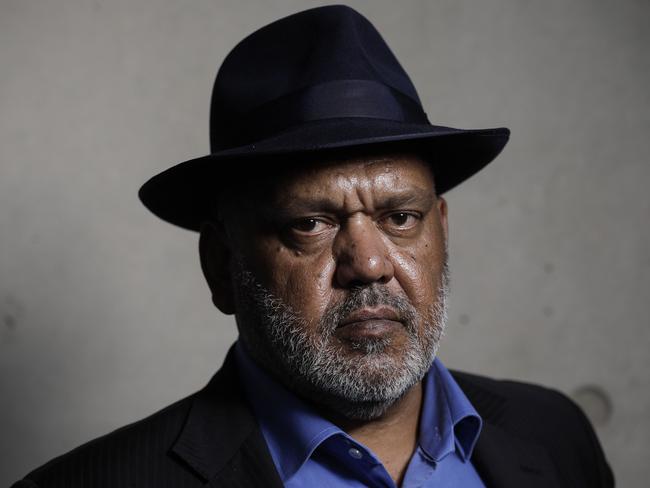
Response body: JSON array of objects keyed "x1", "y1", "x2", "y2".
[{"x1": 200, "y1": 153, "x2": 448, "y2": 485}]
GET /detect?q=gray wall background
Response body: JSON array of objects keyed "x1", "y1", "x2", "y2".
[{"x1": 1, "y1": 0, "x2": 648, "y2": 485}]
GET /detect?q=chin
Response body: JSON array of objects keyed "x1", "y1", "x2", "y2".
[{"x1": 303, "y1": 374, "x2": 419, "y2": 421}]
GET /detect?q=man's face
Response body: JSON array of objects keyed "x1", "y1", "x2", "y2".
[{"x1": 208, "y1": 153, "x2": 449, "y2": 419}]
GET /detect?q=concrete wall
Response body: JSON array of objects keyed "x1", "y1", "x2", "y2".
[{"x1": 1, "y1": 0, "x2": 648, "y2": 485}]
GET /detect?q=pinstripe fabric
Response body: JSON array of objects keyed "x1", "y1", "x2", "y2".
[{"x1": 12, "y1": 348, "x2": 613, "y2": 488}]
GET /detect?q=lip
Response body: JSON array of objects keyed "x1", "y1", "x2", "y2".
[{"x1": 338, "y1": 306, "x2": 401, "y2": 328}]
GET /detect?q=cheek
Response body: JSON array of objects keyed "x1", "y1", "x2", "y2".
[
  {"x1": 261, "y1": 247, "x2": 338, "y2": 322},
  {"x1": 390, "y1": 236, "x2": 445, "y2": 309}
]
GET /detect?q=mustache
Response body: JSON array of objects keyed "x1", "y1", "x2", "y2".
[{"x1": 319, "y1": 284, "x2": 417, "y2": 334}]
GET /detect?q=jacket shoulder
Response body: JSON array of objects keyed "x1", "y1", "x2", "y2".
[
  {"x1": 452, "y1": 370, "x2": 614, "y2": 487},
  {"x1": 452, "y1": 369, "x2": 598, "y2": 435},
  {"x1": 14, "y1": 394, "x2": 199, "y2": 488},
  {"x1": 453, "y1": 369, "x2": 582, "y2": 416}
]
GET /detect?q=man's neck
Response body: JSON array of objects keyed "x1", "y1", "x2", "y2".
[{"x1": 327, "y1": 382, "x2": 423, "y2": 486}]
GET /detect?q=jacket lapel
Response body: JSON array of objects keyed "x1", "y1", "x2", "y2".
[
  {"x1": 452, "y1": 371, "x2": 561, "y2": 488},
  {"x1": 171, "y1": 348, "x2": 284, "y2": 488},
  {"x1": 472, "y1": 423, "x2": 560, "y2": 488}
]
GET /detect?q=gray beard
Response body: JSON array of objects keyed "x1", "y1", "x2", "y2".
[{"x1": 231, "y1": 256, "x2": 450, "y2": 420}]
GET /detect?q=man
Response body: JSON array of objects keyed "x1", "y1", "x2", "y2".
[{"x1": 13, "y1": 5, "x2": 613, "y2": 488}]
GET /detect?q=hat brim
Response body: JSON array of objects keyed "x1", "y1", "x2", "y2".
[{"x1": 139, "y1": 118, "x2": 509, "y2": 231}]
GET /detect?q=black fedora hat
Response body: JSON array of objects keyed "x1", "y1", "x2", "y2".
[{"x1": 139, "y1": 5, "x2": 509, "y2": 231}]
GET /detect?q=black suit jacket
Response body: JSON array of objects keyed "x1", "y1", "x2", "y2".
[{"x1": 12, "y1": 349, "x2": 614, "y2": 487}]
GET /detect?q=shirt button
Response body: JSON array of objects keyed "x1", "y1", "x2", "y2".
[{"x1": 348, "y1": 447, "x2": 363, "y2": 459}]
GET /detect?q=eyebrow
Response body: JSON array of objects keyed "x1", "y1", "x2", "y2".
[
  {"x1": 266, "y1": 187, "x2": 435, "y2": 218},
  {"x1": 378, "y1": 189, "x2": 435, "y2": 210}
]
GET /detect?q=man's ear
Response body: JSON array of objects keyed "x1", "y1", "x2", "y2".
[
  {"x1": 437, "y1": 196, "x2": 449, "y2": 245},
  {"x1": 199, "y1": 221, "x2": 236, "y2": 315}
]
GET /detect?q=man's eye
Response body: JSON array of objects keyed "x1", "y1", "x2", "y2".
[
  {"x1": 385, "y1": 212, "x2": 418, "y2": 228},
  {"x1": 291, "y1": 218, "x2": 327, "y2": 234}
]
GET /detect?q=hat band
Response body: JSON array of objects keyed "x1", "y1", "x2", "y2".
[{"x1": 216, "y1": 80, "x2": 430, "y2": 149}]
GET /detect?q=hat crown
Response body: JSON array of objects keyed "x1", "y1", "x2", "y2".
[
  {"x1": 210, "y1": 5, "x2": 423, "y2": 151},
  {"x1": 138, "y1": 5, "x2": 509, "y2": 231}
]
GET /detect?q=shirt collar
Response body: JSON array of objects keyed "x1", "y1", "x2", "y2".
[
  {"x1": 235, "y1": 342, "x2": 482, "y2": 481},
  {"x1": 235, "y1": 342, "x2": 348, "y2": 482},
  {"x1": 420, "y1": 358, "x2": 483, "y2": 462}
]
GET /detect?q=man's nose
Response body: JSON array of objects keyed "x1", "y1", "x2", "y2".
[{"x1": 334, "y1": 217, "x2": 394, "y2": 288}]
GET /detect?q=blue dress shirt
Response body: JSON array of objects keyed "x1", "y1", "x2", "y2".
[{"x1": 235, "y1": 342, "x2": 485, "y2": 487}]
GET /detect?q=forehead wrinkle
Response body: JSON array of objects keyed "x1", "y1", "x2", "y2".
[
  {"x1": 262, "y1": 154, "x2": 434, "y2": 215},
  {"x1": 326, "y1": 169, "x2": 380, "y2": 214}
]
